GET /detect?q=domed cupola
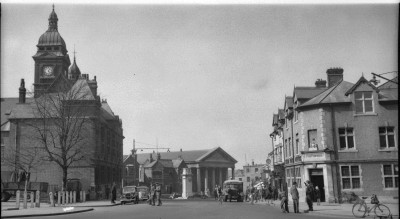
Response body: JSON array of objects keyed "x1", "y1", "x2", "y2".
[
  {"x1": 37, "y1": 5, "x2": 67, "y2": 50},
  {"x1": 68, "y1": 55, "x2": 81, "y2": 80}
]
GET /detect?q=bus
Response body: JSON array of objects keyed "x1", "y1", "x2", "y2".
[{"x1": 222, "y1": 180, "x2": 244, "y2": 202}]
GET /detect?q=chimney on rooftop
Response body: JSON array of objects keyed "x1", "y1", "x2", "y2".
[
  {"x1": 19, "y1": 79, "x2": 26, "y2": 104},
  {"x1": 326, "y1": 68, "x2": 344, "y2": 87},
  {"x1": 157, "y1": 153, "x2": 161, "y2": 160},
  {"x1": 315, "y1": 79, "x2": 327, "y2": 88},
  {"x1": 149, "y1": 153, "x2": 153, "y2": 162}
]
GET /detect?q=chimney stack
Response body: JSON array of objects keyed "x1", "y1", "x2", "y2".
[
  {"x1": 149, "y1": 153, "x2": 153, "y2": 162},
  {"x1": 157, "y1": 153, "x2": 161, "y2": 160},
  {"x1": 315, "y1": 79, "x2": 327, "y2": 88},
  {"x1": 88, "y1": 75, "x2": 98, "y2": 97},
  {"x1": 19, "y1": 79, "x2": 26, "y2": 104},
  {"x1": 326, "y1": 68, "x2": 344, "y2": 87}
]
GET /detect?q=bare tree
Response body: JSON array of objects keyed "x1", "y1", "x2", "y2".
[
  {"x1": 2, "y1": 145, "x2": 45, "y2": 195},
  {"x1": 26, "y1": 79, "x2": 95, "y2": 190}
]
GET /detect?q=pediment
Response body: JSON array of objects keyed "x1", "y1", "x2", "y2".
[{"x1": 199, "y1": 148, "x2": 237, "y2": 164}]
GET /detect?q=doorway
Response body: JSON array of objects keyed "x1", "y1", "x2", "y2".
[{"x1": 308, "y1": 168, "x2": 325, "y2": 202}]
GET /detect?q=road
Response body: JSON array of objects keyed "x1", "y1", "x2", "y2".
[{"x1": 26, "y1": 199, "x2": 354, "y2": 219}]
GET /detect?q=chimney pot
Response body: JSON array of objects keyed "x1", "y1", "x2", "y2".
[{"x1": 326, "y1": 67, "x2": 344, "y2": 87}]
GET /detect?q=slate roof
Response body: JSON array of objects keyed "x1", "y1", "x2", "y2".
[
  {"x1": 135, "y1": 147, "x2": 237, "y2": 165},
  {"x1": 1, "y1": 98, "x2": 20, "y2": 125},
  {"x1": 377, "y1": 77, "x2": 398, "y2": 101},
  {"x1": 294, "y1": 87, "x2": 327, "y2": 100},
  {"x1": 285, "y1": 96, "x2": 293, "y2": 108},
  {"x1": 145, "y1": 159, "x2": 174, "y2": 168},
  {"x1": 378, "y1": 76, "x2": 398, "y2": 90},
  {"x1": 277, "y1": 109, "x2": 284, "y2": 120},
  {"x1": 344, "y1": 76, "x2": 379, "y2": 96},
  {"x1": 69, "y1": 79, "x2": 96, "y2": 100},
  {"x1": 101, "y1": 102, "x2": 115, "y2": 117},
  {"x1": 172, "y1": 159, "x2": 185, "y2": 168},
  {"x1": 299, "y1": 80, "x2": 354, "y2": 108},
  {"x1": 272, "y1": 114, "x2": 278, "y2": 125}
]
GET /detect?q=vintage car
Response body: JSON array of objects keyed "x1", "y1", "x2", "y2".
[
  {"x1": 136, "y1": 186, "x2": 149, "y2": 201},
  {"x1": 120, "y1": 186, "x2": 139, "y2": 205},
  {"x1": 223, "y1": 180, "x2": 244, "y2": 202}
]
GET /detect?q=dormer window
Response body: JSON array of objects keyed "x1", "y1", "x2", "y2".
[{"x1": 355, "y1": 91, "x2": 373, "y2": 114}]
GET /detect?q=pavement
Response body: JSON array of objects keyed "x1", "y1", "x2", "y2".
[
  {"x1": 1, "y1": 200, "x2": 119, "y2": 218},
  {"x1": 1, "y1": 198, "x2": 398, "y2": 218},
  {"x1": 253, "y1": 199, "x2": 399, "y2": 219}
]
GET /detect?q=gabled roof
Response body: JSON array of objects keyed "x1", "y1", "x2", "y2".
[
  {"x1": 299, "y1": 80, "x2": 354, "y2": 108},
  {"x1": 135, "y1": 147, "x2": 237, "y2": 165},
  {"x1": 144, "y1": 159, "x2": 174, "y2": 168},
  {"x1": 284, "y1": 96, "x2": 293, "y2": 109},
  {"x1": 277, "y1": 109, "x2": 284, "y2": 120},
  {"x1": 1, "y1": 98, "x2": 20, "y2": 125},
  {"x1": 172, "y1": 158, "x2": 185, "y2": 168},
  {"x1": 293, "y1": 87, "x2": 327, "y2": 101},
  {"x1": 378, "y1": 76, "x2": 398, "y2": 89},
  {"x1": 345, "y1": 76, "x2": 379, "y2": 96},
  {"x1": 101, "y1": 101, "x2": 115, "y2": 117},
  {"x1": 272, "y1": 114, "x2": 278, "y2": 126},
  {"x1": 69, "y1": 79, "x2": 96, "y2": 100}
]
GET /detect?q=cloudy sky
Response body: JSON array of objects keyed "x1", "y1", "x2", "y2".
[{"x1": 1, "y1": 3, "x2": 398, "y2": 167}]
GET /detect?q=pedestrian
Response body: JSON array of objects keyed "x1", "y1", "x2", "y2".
[
  {"x1": 315, "y1": 186, "x2": 321, "y2": 206},
  {"x1": 278, "y1": 189, "x2": 289, "y2": 213},
  {"x1": 149, "y1": 183, "x2": 156, "y2": 206},
  {"x1": 205, "y1": 188, "x2": 210, "y2": 198},
  {"x1": 111, "y1": 182, "x2": 117, "y2": 204},
  {"x1": 155, "y1": 183, "x2": 162, "y2": 206},
  {"x1": 267, "y1": 185, "x2": 273, "y2": 204},
  {"x1": 273, "y1": 186, "x2": 278, "y2": 201},
  {"x1": 305, "y1": 180, "x2": 314, "y2": 211},
  {"x1": 290, "y1": 182, "x2": 300, "y2": 213},
  {"x1": 214, "y1": 185, "x2": 219, "y2": 200},
  {"x1": 217, "y1": 185, "x2": 223, "y2": 204}
]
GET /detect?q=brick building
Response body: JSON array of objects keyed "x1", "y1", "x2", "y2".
[
  {"x1": 269, "y1": 68, "x2": 398, "y2": 203},
  {"x1": 1, "y1": 6, "x2": 123, "y2": 196}
]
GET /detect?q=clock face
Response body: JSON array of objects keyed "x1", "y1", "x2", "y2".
[{"x1": 43, "y1": 66, "x2": 54, "y2": 77}]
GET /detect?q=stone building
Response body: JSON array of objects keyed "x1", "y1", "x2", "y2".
[
  {"x1": 128, "y1": 147, "x2": 237, "y2": 194},
  {"x1": 242, "y1": 162, "x2": 268, "y2": 190},
  {"x1": 1, "y1": 6, "x2": 123, "y2": 195},
  {"x1": 270, "y1": 68, "x2": 398, "y2": 203}
]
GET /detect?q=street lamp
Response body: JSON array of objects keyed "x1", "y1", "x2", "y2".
[{"x1": 370, "y1": 71, "x2": 398, "y2": 85}]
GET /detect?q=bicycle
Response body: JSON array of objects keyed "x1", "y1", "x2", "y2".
[{"x1": 352, "y1": 194, "x2": 391, "y2": 218}]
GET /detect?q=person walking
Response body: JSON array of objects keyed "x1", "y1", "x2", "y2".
[
  {"x1": 217, "y1": 185, "x2": 223, "y2": 204},
  {"x1": 290, "y1": 182, "x2": 300, "y2": 213},
  {"x1": 305, "y1": 180, "x2": 314, "y2": 211},
  {"x1": 155, "y1": 183, "x2": 162, "y2": 206},
  {"x1": 111, "y1": 183, "x2": 117, "y2": 204},
  {"x1": 149, "y1": 183, "x2": 156, "y2": 206},
  {"x1": 214, "y1": 185, "x2": 219, "y2": 200},
  {"x1": 278, "y1": 189, "x2": 289, "y2": 213},
  {"x1": 315, "y1": 186, "x2": 321, "y2": 206}
]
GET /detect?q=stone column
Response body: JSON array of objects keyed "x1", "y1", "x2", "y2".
[
  {"x1": 226, "y1": 168, "x2": 229, "y2": 181},
  {"x1": 196, "y1": 167, "x2": 201, "y2": 194},
  {"x1": 219, "y1": 168, "x2": 222, "y2": 186},
  {"x1": 204, "y1": 168, "x2": 208, "y2": 195},
  {"x1": 231, "y1": 167, "x2": 235, "y2": 179},
  {"x1": 212, "y1": 168, "x2": 216, "y2": 189}
]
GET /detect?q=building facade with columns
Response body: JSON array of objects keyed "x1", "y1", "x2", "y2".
[{"x1": 134, "y1": 147, "x2": 237, "y2": 194}]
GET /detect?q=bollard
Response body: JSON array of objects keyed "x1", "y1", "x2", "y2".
[
  {"x1": 58, "y1": 191, "x2": 61, "y2": 207},
  {"x1": 83, "y1": 191, "x2": 86, "y2": 202},
  {"x1": 61, "y1": 191, "x2": 65, "y2": 205},
  {"x1": 70, "y1": 191, "x2": 73, "y2": 204},
  {"x1": 23, "y1": 191, "x2": 28, "y2": 209},
  {"x1": 16, "y1": 190, "x2": 20, "y2": 209},
  {"x1": 66, "y1": 191, "x2": 69, "y2": 204},
  {"x1": 80, "y1": 191, "x2": 83, "y2": 202},
  {"x1": 35, "y1": 190, "x2": 40, "y2": 208},
  {"x1": 30, "y1": 191, "x2": 35, "y2": 208},
  {"x1": 73, "y1": 191, "x2": 76, "y2": 203},
  {"x1": 49, "y1": 192, "x2": 54, "y2": 207}
]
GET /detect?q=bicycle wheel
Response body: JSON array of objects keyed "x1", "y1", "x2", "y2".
[
  {"x1": 352, "y1": 203, "x2": 367, "y2": 218},
  {"x1": 374, "y1": 204, "x2": 391, "y2": 217}
]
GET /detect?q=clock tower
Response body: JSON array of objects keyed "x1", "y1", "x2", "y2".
[{"x1": 33, "y1": 5, "x2": 71, "y2": 96}]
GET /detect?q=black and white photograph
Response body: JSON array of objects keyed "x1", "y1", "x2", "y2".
[{"x1": 1, "y1": 0, "x2": 398, "y2": 218}]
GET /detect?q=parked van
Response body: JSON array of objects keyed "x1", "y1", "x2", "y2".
[{"x1": 222, "y1": 180, "x2": 244, "y2": 202}]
